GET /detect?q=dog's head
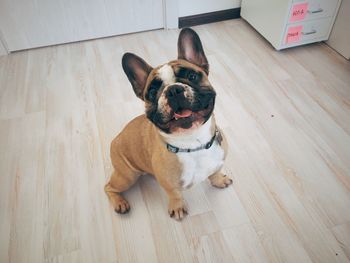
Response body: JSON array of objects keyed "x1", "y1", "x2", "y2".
[{"x1": 122, "y1": 28, "x2": 215, "y2": 134}]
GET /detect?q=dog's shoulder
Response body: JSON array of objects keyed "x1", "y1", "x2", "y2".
[
  {"x1": 110, "y1": 114, "x2": 178, "y2": 175},
  {"x1": 112, "y1": 114, "x2": 150, "y2": 142}
]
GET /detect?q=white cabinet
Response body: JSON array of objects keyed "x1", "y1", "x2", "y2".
[
  {"x1": 0, "y1": 0, "x2": 164, "y2": 52},
  {"x1": 241, "y1": 0, "x2": 342, "y2": 50}
]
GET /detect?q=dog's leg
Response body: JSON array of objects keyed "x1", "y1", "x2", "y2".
[
  {"x1": 208, "y1": 172, "x2": 233, "y2": 188},
  {"x1": 157, "y1": 178, "x2": 187, "y2": 220},
  {"x1": 167, "y1": 189, "x2": 188, "y2": 220},
  {"x1": 104, "y1": 170, "x2": 139, "y2": 214}
]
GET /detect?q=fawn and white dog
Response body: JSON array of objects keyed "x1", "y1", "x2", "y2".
[{"x1": 105, "y1": 28, "x2": 232, "y2": 220}]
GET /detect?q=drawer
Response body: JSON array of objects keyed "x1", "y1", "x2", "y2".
[
  {"x1": 282, "y1": 17, "x2": 333, "y2": 47},
  {"x1": 289, "y1": 0, "x2": 340, "y2": 23}
]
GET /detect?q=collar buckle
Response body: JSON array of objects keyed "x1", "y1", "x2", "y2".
[
  {"x1": 205, "y1": 141, "x2": 212, "y2": 149},
  {"x1": 167, "y1": 144, "x2": 179, "y2": 153}
]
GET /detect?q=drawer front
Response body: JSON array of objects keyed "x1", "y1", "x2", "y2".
[
  {"x1": 289, "y1": 0, "x2": 340, "y2": 22},
  {"x1": 283, "y1": 17, "x2": 333, "y2": 47}
]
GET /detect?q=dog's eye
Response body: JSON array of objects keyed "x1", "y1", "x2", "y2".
[
  {"x1": 188, "y1": 72, "x2": 198, "y2": 82},
  {"x1": 146, "y1": 79, "x2": 163, "y2": 101},
  {"x1": 148, "y1": 88, "x2": 157, "y2": 101}
]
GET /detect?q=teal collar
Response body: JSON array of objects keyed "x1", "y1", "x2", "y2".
[{"x1": 166, "y1": 128, "x2": 221, "y2": 153}]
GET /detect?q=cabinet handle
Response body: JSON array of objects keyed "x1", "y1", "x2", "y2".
[
  {"x1": 308, "y1": 8, "x2": 324, "y2": 14},
  {"x1": 302, "y1": 30, "x2": 317, "y2": 35}
]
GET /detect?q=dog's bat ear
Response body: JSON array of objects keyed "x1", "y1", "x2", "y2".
[
  {"x1": 122, "y1": 53, "x2": 153, "y2": 100},
  {"x1": 177, "y1": 28, "x2": 209, "y2": 75}
]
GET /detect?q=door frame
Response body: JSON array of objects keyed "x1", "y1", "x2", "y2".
[
  {"x1": 164, "y1": 0, "x2": 179, "y2": 29},
  {"x1": 0, "y1": 30, "x2": 9, "y2": 56}
]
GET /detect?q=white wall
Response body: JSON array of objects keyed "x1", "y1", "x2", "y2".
[
  {"x1": 326, "y1": 0, "x2": 350, "y2": 59},
  {"x1": 179, "y1": 0, "x2": 241, "y2": 17}
]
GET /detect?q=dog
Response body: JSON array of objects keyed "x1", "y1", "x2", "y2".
[{"x1": 105, "y1": 28, "x2": 232, "y2": 220}]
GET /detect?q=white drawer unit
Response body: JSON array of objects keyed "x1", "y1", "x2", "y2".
[{"x1": 241, "y1": 0, "x2": 342, "y2": 50}]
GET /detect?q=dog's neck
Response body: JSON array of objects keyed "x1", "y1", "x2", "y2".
[{"x1": 160, "y1": 116, "x2": 216, "y2": 149}]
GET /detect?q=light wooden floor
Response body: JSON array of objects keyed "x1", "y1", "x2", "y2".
[{"x1": 0, "y1": 19, "x2": 350, "y2": 263}]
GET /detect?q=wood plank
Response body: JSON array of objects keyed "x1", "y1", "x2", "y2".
[
  {"x1": 223, "y1": 224, "x2": 270, "y2": 263},
  {"x1": 0, "y1": 52, "x2": 29, "y2": 119},
  {"x1": 332, "y1": 222, "x2": 350, "y2": 261},
  {"x1": 0, "y1": 112, "x2": 46, "y2": 262}
]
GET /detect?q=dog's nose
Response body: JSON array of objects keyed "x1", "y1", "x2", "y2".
[{"x1": 167, "y1": 85, "x2": 184, "y2": 98}]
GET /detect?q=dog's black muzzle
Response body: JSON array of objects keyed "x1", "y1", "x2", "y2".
[{"x1": 166, "y1": 84, "x2": 216, "y2": 112}]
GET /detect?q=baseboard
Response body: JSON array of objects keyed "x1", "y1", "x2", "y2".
[{"x1": 179, "y1": 8, "x2": 241, "y2": 28}]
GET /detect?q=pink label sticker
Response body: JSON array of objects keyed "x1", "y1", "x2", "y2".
[
  {"x1": 290, "y1": 3, "x2": 308, "y2": 22},
  {"x1": 285, "y1": 25, "x2": 303, "y2": 44}
]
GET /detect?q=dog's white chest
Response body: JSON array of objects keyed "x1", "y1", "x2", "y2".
[
  {"x1": 161, "y1": 117, "x2": 225, "y2": 189},
  {"x1": 178, "y1": 141, "x2": 224, "y2": 188}
]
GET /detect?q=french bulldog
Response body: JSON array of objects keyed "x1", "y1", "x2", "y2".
[{"x1": 105, "y1": 28, "x2": 232, "y2": 220}]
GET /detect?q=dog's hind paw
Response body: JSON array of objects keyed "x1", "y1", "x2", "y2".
[{"x1": 209, "y1": 173, "x2": 233, "y2": 188}]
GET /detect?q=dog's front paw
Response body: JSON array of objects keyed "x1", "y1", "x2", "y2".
[
  {"x1": 168, "y1": 199, "x2": 188, "y2": 220},
  {"x1": 209, "y1": 173, "x2": 233, "y2": 188},
  {"x1": 113, "y1": 195, "x2": 130, "y2": 214}
]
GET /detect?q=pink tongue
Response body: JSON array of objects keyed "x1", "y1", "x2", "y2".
[{"x1": 174, "y1": 109, "x2": 192, "y2": 119}]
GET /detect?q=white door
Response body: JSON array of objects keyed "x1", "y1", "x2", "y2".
[{"x1": 0, "y1": 0, "x2": 164, "y2": 52}]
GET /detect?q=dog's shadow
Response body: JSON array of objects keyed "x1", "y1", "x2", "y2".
[{"x1": 119, "y1": 173, "x2": 234, "y2": 219}]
